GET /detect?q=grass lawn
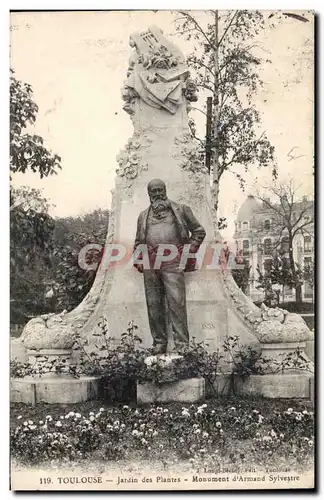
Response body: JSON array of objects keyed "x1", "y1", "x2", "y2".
[{"x1": 11, "y1": 396, "x2": 314, "y2": 474}]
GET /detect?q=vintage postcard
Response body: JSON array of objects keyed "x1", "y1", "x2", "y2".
[{"x1": 10, "y1": 10, "x2": 315, "y2": 491}]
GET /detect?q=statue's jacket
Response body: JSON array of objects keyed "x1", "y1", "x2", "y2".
[{"x1": 134, "y1": 200, "x2": 206, "y2": 271}]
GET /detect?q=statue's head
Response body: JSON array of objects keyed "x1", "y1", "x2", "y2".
[{"x1": 147, "y1": 179, "x2": 169, "y2": 212}]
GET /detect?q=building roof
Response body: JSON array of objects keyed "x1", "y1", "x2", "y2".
[{"x1": 236, "y1": 195, "x2": 262, "y2": 222}]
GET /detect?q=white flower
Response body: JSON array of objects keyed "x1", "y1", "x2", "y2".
[
  {"x1": 262, "y1": 435, "x2": 272, "y2": 442},
  {"x1": 230, "y1": 407, "x2": 236, "y2": 411},
  {"x1": 270, "y1": 429, "x2": 277, "y2": 438},
  {"x1": 182, "y1": 409, "x2": 190, "y2": 417},
  {"x1": 120, "y1": 423, "x2": 126, "y2": 430},
  {"x1": 202, "y1": 432, "x2": 209, "y2": 438},
  {"x1": 194, "y1": 428, "x2": 201, "y2": 434},
  {"x1": 114, "y1": 420, "x2": 120, "y2": 427},
  {"x1": 302, "y1": 410, "x2": 309, "y2": 415},
  {"x1": 99, "y1": 408, "x2": 104, "y2": 412},
  {"x1": 107, "y1": 424, "x2": 113, "y2": 431},
  {"x1": 253, "y1": 409, "x2": 259, "y2": 414},
  {"x1": 89, "y1": 412, "x2": 94, "y2": 416},
  {"x1": 193, "y1": 424, "x2": 199, "y2": 430},
  {"x1": 55, "y1": 421, "x2": 62, "y2": 427},
  {"x1": 141, "y1": 438, "x2": 147, "y2": 445},
  {"x1": 163, "y1": 409, "x2": 168, "y2": 413},
  {"x1": 211, "y1": 410, "x2": 215, "y2": 415},
  {"x1": 17, "y1": 416, "x2": 22, "y2": 420},
  {"x1": 196, "y1": 409, "x2": 203, "y2": 415},
  {"x1": 123, "y1": 405, "x2": 129, "y2": 410},
  {"x1": 216, "y1": 421, "x2": 222, "y2": 428},
  {"x1": 280, "y1": 433, "x2": 284, "y2": 439},
  {"x1": 60, "y1": 416, "x2": 64, "y2": 420},
  {"x1": 153, "y1": 431, "x2": 158, "y2": 437},
  {"x1": 28, "y1": 420, "x2": 33, "y2": 425},
  {"x1": 159, "y1": 444, "x2": 164, "y2": 449},
  {"x1": 147, "y1": 446, "x2": 151, "y2": 451},
  {"x1": 23, "y1": 421, "x2": 28, "y2": 426},
  {"x1": 45, "y1": 415, "x2": 53, "y2": 421},
  {"x1": 286, "y1": 408, "x2": 293, "y2": 414},
  {"x1": 75, "y1": 413, "x2": 81, "y2": 419},
  {"x1": 29, "y1": 425, "x2": 36, "y2": 430},
  {"x1": 69, "y1": 412, "x2": 75, "y2": 417},
  {"x1": 219, "y1": 429, "x2": 223, "y2": 434},
  {"x1": 89, "y1": 416, "x2": 95, "y2": 422},
  {"x1": 39, "y1": 420, "x2": 44, "y2": 425},
  {"x1": 140, "y1": 423, "x2": 145, "y2": 430},
  {"x1": 308, "y1": 440, "x2": 314, "y2": 446},
  {"x1": 84, "y1": 419, "x2": 90, "y2": 425},
  {"x1": 132, "y1": 430, "x2": 139, "y2": 437},
  {"x1": 65, "y1": 414, "x2": 70, "y2": 419}
]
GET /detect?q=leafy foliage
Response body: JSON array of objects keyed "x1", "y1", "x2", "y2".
[
  {"x1": 50, "y1": 209, "x2": 109, "y2": 311},
  {"x1": 10, "y1": 187, "x2": 55, "y2": 323},
  {"x1": 10, "y1": 70, "x2": 61, "y2": 178}
]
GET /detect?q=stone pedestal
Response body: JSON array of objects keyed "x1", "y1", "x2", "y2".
[
  {"x1": 234, "y1": 373, "x2": 313, "y2": 399},
  {"x1": 137, "y1": 377, "x2": 205, "y2": 404},
  {"x1": 10, "y1": 376, "x2": 101, "y2": 405}
]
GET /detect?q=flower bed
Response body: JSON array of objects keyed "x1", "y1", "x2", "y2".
[{"x1": 11, "y1": 397, "x2": 314, "y2": 472}]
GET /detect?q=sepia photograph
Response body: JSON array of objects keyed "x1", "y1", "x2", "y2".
[{"x1": 9, "y1": 9, "x2": 315, "y2": 491}]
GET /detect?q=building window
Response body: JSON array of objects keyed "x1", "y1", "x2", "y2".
[
  {"x1": 242, "y1": 221, "x2": 249, "y2": 230},
  {"x1": 264, "y1": 219, "x2": 271, "y2": 231},
  {"x1": 264, "y1": 238, "x2": 272, "y2": 255},
  {"x1": 237, "y1": 221, "x2": 241, "y2": 230},
  {"x1": 304, "y1": 235, "x2": 312, "y2": 253},
  {"x1": 243, "y1": 239, "x2": 250, "y2": 256}
]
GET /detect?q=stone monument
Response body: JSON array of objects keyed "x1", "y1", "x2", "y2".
[{"x1": 11, "y1": 25, "x2": 314, "y2": 403}]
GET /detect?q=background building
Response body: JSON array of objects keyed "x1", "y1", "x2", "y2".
[{"x1": 233, "y1": 195, "x2": 314, "y2": 302}]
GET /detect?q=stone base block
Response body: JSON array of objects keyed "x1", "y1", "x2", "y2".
[
  {"x1": 137, "y1": 377, "x2": 205, "y2": 404},
  {"x1": 234, "y1": 373, "x2": 313, "y2": 399},
  {"x1": 10, "y1": 376, "x2": 101, "y2": 404}
]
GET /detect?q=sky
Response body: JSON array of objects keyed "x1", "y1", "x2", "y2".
[{"x1": 10, "y1": 10, "x2": 314, "y2": 238}]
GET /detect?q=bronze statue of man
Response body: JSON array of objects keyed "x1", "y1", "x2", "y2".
[{"x1": 134, "y1": 179, "x2": 206, "y2": 354}]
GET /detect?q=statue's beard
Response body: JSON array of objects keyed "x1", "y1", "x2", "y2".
[{"x1": 150, "y1": 197, "x2": 170, "y2": 214}]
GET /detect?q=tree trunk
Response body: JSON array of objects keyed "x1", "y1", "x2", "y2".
[
  {"x1": 288, "y1": 233, "x2": 302, "y2": 306},
  {"x1": 212, "y1": 10, "x2": 220, "y2": 216}
]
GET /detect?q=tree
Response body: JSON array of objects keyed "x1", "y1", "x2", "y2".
[
  {"x1": 257, "y1": 180, "x2": 314, "y2": 305},
  {"x1": 50, "y1": 209, "x2": 109, "y2": 311},
  {"x1": 10, "y1": 72, "x2": 61, "y2": 323},
  {"x1": 10, "y1": 70, "x2": 61, "y2": 178},
  {"x1": 256, "y1": 254, "x2": 302, "y2": 306},
  {"x1": 174, "y1": 10, "x2": 276, "y2": 218},
  {"x1": 10, "y1": 187, "x2": 55, "y2": 323}
]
